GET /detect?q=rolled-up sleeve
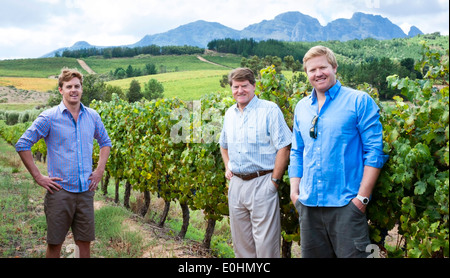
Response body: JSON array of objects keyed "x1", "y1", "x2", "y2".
[
  {"x1": 269, "y1": 106, "x2": 292, "y2": 150},
  {"x1": 94, "y1": 113, "x2": 112, "y2": 149},
  {"x1": 357, "y1": 94, "x2": 389, "y2": 169},
  {"x1": 15, "y1": 114, "x2": 50, "y2": 152},
  {"x1": 288, "y1": 107, "x2": 304, "y2": 178}
]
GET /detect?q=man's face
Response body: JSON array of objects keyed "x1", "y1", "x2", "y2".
[
  {"x1": 305, "y1": 55, "x2": 337, "y2": 95},
  {"x1": 231, "y1": 80, "x2": 255, "y2": 109},
  {"x1": 59, "y1": 77, "x2": 83, "y2": 106}
]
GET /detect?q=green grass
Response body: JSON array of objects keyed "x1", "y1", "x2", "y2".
[
  {"x1": 0, "y1": 103, "x2": 44, "y2": 111},
  {"x1": 0, "y1": 54, "x2": 241, "y2": 101},
  {"x1": 0, "y1": 57, "x2": 87, "y2": 78},
  {"x1": 108, "y1": 69, "x2": 231, "y2": 100},
  {"x1": 0, "y1": 138, "x2": 47, "y2": 257},
  {"x1": 85, "y1": 55, "x2": 229, "y2": 74},
  {"x1": 93, "y1": 205, "x2": 145, "y2": 258},
  {"x1": 200, "y1": 53, "x2": 243, "y2": 68},
  {"x1": 0, "y1": 54, "x2": 240, "y2": 80}
]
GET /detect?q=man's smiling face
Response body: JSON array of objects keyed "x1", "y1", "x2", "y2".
[
  {"x1": 305, "y1": 55, "x2": 337, "y2": 95},
  {"x1": 59, "y1": 77, "x2": 83, "y2": 106}
]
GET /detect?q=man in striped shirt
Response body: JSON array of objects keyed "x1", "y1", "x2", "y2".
[
  {"x1": 16, "y1": 68, "x2": 111, "y2": 258},
  {"x1": 220, "y1": 68, "x2": 292, "y2": 258}
]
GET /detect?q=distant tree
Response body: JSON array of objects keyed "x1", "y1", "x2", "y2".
[
  {"x1": 127, "y1": 80, "x2": 142, "y2": 102},
  {"x1": 284, "y1": 55, "x2": 295, "y2": 70},
  {"x1": 145, "y1": 63, "x2": 157, "y2": 75},
  {"x1": 142, "y1": 79, "x2": 164, "y2": 100},
  {"x1": 114, "y1": 68, "x2": 127, "y2": 79},
  {"x1": 262, "y1": 55, "x2": 283, "y2": 73},
  {"x1": 241, "y1": 56, "x2": 263, "y2": 77},
  {"x1": 81, "y1": 74, "x2": 108, "y2": 107},
  {"x1": 105, "y1": 84, "x2": 125, "y2": 102},
  {"x1": 126, "y1": 65, "x2": 134, "y2": 78},
  {"x1": 219, "y1": 75, "x2": 229, "y2": 88}
]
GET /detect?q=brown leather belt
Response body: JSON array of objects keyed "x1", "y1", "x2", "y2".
[{"x1": 233, "y1": 170, "x2": 273, "y2": 181}]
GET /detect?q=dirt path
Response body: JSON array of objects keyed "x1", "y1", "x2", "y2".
[
  {"x1": 196, "y1": 56, "x2": 230, "y2": 68},
  {"x1": 77, "y1": 59, "x2": 96, "y2": 74}
]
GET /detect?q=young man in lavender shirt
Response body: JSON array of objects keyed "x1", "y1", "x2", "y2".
[{"x1": 16, "y1": 68, "x2": 111, "y2": 258}]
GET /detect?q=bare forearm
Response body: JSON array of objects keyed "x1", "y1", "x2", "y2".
[
  {"x1": 289, "y1": 177, "x2": 301, "y2": 203},
  {"x1": 358, "y1": 166, "x2": 381, "y2": 197},
  {"x1": 272, "y1": 145, "x2": 290, "y2": 179},
  {"x1": 18, "y1": 151, "x2": 42, "y2": 180},
  {"x1": 96, "y1": 146, "x2": 111, "y2": 173},
  {"x1": 220, "y1": 147, "x2": 233, "y2": 180},
  {"x1": 17, "y1": 150, "x2": 62, "y2": 193}
]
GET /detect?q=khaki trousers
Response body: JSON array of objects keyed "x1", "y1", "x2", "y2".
[{"x1": 228, "y1": 173, "x2": 281, "y2": 258}]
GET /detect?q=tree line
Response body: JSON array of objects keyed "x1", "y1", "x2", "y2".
[{"x1": 58, "y1": 45, "x2": 204, "y2": 59}]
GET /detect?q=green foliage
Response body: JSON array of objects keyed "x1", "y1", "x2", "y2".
[
  {"x1": 143, "y1": 79, "x2": 164, "y2": 100},
  {"x1": 0, "y1": 120, "x2": 47, "y2": 160},
  {"x1": 126, "y1": 80, "x2": 142, "y2": 102},
  {"x1": 370, "y1": 43, "x2": 449, "y2": 257}
]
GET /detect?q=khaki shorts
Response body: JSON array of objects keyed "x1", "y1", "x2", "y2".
[{"x1": 44, "y1": 189, "x2": 95, "y2": 245}]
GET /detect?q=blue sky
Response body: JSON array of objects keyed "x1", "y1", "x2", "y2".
[{"x1": 0, "y1": 0, "x2": 448, "y2": 60}]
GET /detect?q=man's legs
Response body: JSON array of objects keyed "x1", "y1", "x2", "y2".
[
  {"x1": 76, "y1": 240, "x2": 91, "y2": 258},
  {"x1": 46, "y1": 244, "x2": 63, "y2": 258},
  {"x1": 44, "y1": 189, "x2": 95, "y2": 258},
  {"x1": 228, "y1": 176, "x2": 257, "y2": 257},
  {"x1": 228, "y1": 174, "x2": 281, "y2": 258},
  {"x1": 251, "y1": 174, "x2": 280, "y2": 258},
  {"x1": 296, "y1": 201, "x2": 372, "y2": 258}
]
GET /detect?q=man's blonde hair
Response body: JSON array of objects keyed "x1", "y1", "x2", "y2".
[
  {"x1": 58, "y1": 68, "x2": 83, "y2": 88},
  {"x1": 303, "y1": 46, "x2": 338, "y2": 72}
]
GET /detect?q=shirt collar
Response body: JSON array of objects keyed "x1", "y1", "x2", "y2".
[
  {"x1": 58, "y1": 101, "x2": 86, "y2": 114},
  {"x1": 234, "y1": 95, "x2": 259, "y2": 112},
  {"x1": 310, "y1": 80, "x2": 342, "y2": 104}
]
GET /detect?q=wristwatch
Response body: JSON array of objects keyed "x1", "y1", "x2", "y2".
[
  {"x1": 356, "y1": 194, "x2": 370, "y2": 205},
  {"x1": 271, "y1": 177, "x2": 281, "y2": 185}
]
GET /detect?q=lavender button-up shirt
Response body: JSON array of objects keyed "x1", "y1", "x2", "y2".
[{"x1": 16, "y1": 102, "x2": 112, "y2": 192}]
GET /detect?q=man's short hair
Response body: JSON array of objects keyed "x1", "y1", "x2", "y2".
[
  {"x1": 58, "y1": 68, "x2": 83, "y2": 88},
  {"x1": 303, "y1": 46, "x2": 338, "y2": 72},
  {"x1": 228, "y1": 68, "x2": 256, "y2": 86}
]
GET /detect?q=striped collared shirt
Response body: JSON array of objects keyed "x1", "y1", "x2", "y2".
[
  {"x1": 15, "y1": 102, "x2": 112, "y2": 192},
  {"x1": 219, "y1": 96, "x2": 292, "y2": 174}
]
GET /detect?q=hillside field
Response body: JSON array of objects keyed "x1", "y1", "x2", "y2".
[
  {"x1": 0, "y1": 34, "x2": 447, "y2": 107},
  {"x1": 0, "y1": 54, "x2": 242, "y2": 103}
]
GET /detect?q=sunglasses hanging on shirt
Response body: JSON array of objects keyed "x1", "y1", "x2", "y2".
[{"x1": 310, "y1": 115, "x2": 318, "y2": 139}]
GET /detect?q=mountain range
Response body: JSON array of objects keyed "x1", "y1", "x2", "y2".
[{"x1": 43, "y1": 11, "x2": 423, "y2": 57}]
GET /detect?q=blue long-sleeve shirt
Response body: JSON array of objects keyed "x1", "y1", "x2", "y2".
[
  {"x1": 16, "y1": 102, "x2": 112, "y2": 193},
  {"x1": 288, "y1": 81, "x2": 388, "y2": 207}
]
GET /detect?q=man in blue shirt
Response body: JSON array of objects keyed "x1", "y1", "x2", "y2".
[
  {"x1": 220, "y1": 68, "x2": 292, "y2": 257},
  {"x1": 289, "y1": 46, "x2": 388, "y2": 258},
  {"x1": 16, "y1": 68, "x2": 111, "y2": 258}
]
